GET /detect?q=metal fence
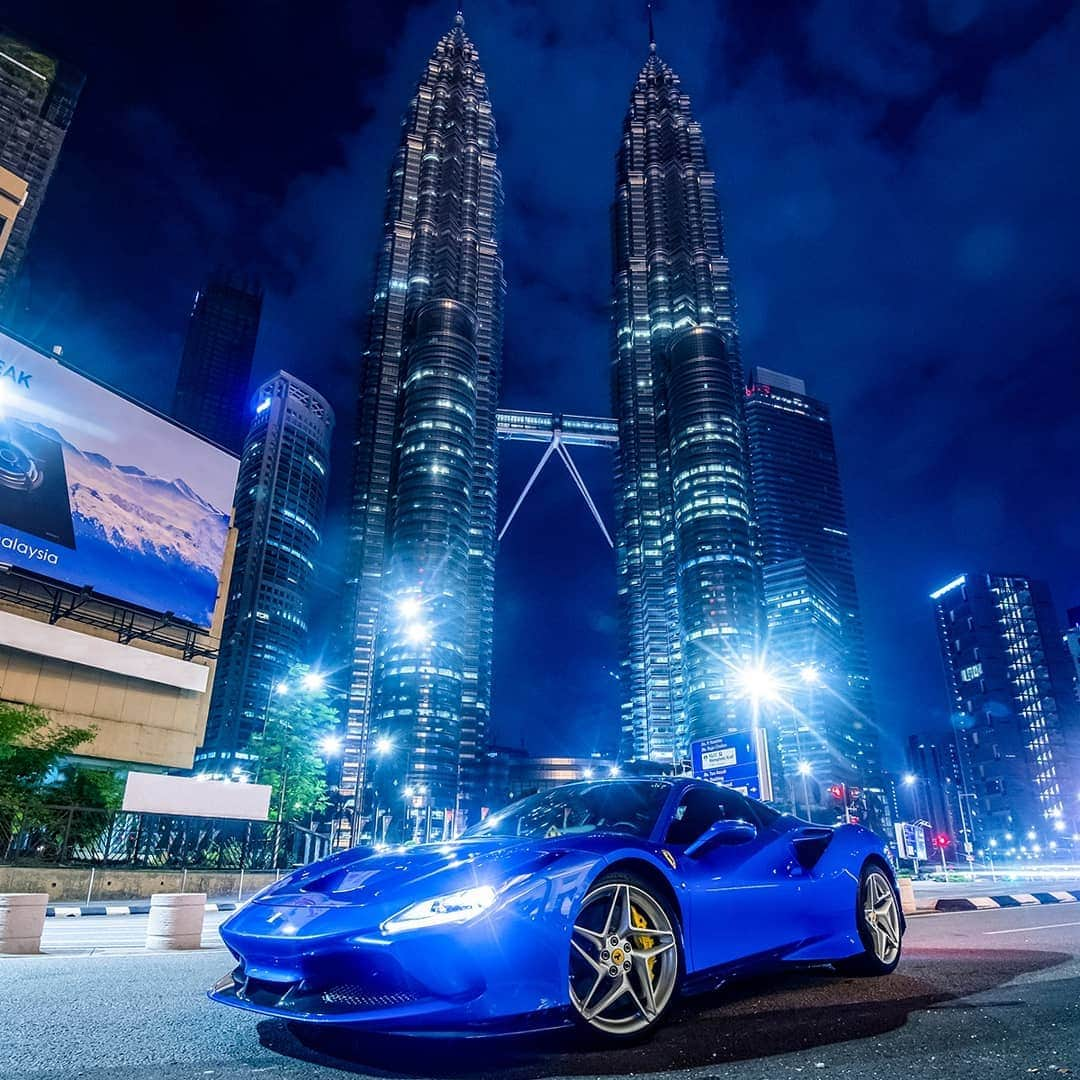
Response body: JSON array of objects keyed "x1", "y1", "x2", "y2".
[{"x1": 0, "y1": 804, "x2": 330, "y2": 871}]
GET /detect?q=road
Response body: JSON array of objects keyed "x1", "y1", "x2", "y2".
[
  {"x1": 38, "y1": 911, "x2": 230, "y2": 955},
  {"x1": 2, "y1": 902, "x2": 1078, "y2": 1080}
]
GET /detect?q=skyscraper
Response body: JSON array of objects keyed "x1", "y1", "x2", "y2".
[
  {"x1": 198, "y1": 371, "x2": 334, "y2": 770},
  {"x1": 931, "y1": 572, "x2": 1080, "y2": 843},
  {"x1": 171, "y1": 272, "x2": 263, "y2": 454},
  {"x1": 611, "y1": 35, "x2": 756, "y2": 766},
  {"x1": 744, "y1": 367, "x2": 880, "y2": 793},
  {"x1": 0, "y1": 31, "x2": 83, "y2": 311},
  {"x1": 761, "y1": 557, "x2": 845, "y2": 816},
  {"x1": 341, "y1": 12, "x2": 504, "y2": 835}
]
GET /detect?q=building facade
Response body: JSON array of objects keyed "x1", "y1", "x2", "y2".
[
  {"x1": 745, "y1": 368, "x2": 879, "y2": 805},
  {"x1": 905, "y1": 730, "x2": 974, "y2": 850},
  {"x1": 341, "y1": 12, "x2": 504, "y2": 835},
  {"x1": 761, "y1": 557, "x2": 845, "y2": 817},
  {"x1": 198, "y1": 371, "x2": 333, "y2": 771},
  {"x1": 171, "y1": 271, "x2": 263, "y2": 454},
  {"x1": 932, "y1": 572, "x2": 1080, "y2": 844},
  {"x1": 611, "y1": 38, "x2": 756, "y2": 767},
  {"x1": 0, "y1": 32, "x2": 82, "y2": 312}
]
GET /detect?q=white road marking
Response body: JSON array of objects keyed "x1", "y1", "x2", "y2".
[{"x1": 984, "y1": 920, "x2": 1080, "y2": 936}]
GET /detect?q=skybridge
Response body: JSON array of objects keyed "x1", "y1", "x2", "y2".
[{"x1": 495, "y1": 409, "x2": 618, "y2": 547}]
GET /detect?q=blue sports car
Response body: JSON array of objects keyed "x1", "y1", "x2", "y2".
[{"x1": 209, "y1": 778, "x2": 903, "y2": 1042}]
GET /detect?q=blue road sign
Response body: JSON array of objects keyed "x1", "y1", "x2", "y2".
[{"x1": 690, "y1": 731, "x2": 760, "y2": 799}]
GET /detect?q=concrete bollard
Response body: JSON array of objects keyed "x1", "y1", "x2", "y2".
[
  {"x1": 0, "y1": 893, "x2": 49, "y2": 954},
  {"x1": 898, "y1": 877, "x2": 917, "y2": 916},
  {"x1": 146, "y1": 893, "x2": 206, "y2": 951}
]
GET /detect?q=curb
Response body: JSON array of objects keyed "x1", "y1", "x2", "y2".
[
  {"x1": 45, "y1": 901, "x2": 239, "y2": 918},
  {"x1": 930, "y1": 889, "x2": 1080, "y2": 913}
]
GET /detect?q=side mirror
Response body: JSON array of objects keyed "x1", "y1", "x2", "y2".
[{"x1": 685, "y1": 818, "x2": 758, "y2": 858}]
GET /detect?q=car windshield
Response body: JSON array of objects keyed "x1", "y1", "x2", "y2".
[{"x1": 464, "y1": 780, "x2": 672, "y2": 840}]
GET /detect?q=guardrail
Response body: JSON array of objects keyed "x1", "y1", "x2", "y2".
[{"x1": 0, "y1": 804, "x2": 329, "y2": 871}]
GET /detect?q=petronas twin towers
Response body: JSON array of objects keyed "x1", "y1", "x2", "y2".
[{"x1": 340, "y1": 13, "x2": 767, "y2": 831}]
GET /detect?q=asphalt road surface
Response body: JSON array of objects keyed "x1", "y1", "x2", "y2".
[{"x1": 2, "y1": 902, "x2": 1078, "y2": 1080}]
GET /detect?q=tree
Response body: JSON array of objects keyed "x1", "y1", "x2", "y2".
[
  {"x1": 47, "y1": 766, "x2": 124, "y2": 811},
  {"x1": 0, "y1": 701, "x2": 96, "y2": 817},
  {"x1": 245, "y1": 663, "x2": 339, "y2": 823}
]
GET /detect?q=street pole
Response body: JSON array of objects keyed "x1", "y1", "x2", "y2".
[{"x1": 939, "y1": 842, "x2": 947, "y2": 875}]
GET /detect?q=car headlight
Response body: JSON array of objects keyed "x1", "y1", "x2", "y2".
[{"x1": 381, "y1": 885, "x2": 497, "y2": 933}]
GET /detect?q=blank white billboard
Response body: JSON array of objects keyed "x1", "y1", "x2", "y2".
[{"x1": 123, "y1": 772, "x2": 271, "y2": 821}]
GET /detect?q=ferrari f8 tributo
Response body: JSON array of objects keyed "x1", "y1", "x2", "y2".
[{"x1": 209, "y1": 778, "x2": 903, "y2": 1041}]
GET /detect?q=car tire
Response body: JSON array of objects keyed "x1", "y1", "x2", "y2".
[
  {"x1": 834, "y1": 863, "x2": 903, "y2": 977},
  {"x1": 567, "y1": 870, "x2": 682, "y2": 1043}
]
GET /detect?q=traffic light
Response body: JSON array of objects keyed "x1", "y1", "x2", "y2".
[
  {"x1": 933, "y1": 833, "x2": 950, "y2": 849},
  {"x1": 829, "y1": 784, "x2": 845, "y2": 801}
]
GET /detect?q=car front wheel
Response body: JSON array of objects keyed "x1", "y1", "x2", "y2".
[
  {"x1": 568, "y1": 872, "x2": 681, "y2": 1041},
  {"x1": 835, "y1": 865, "x2": 903, "y2": 976}
]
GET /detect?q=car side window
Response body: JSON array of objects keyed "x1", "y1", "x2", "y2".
[{"x1": 665, "y1": 786, "x2": 749, "y2": 847}]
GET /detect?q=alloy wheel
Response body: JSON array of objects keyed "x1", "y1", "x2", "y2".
[
  {"x1": 864, "y1": 870, "x2": 901, "y2": 965},
  {"x1": 569, "y1": 881, "x2": 679, "y2": 1036}
]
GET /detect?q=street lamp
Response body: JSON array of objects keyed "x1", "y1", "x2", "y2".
[
  {"x1": 798, "y1": 665, "x2": 822, "y2": 686},
  {"x1": 609, "y1": 765, "x2": 621, "y2": 778},
  {"x1": 398, "y1": 595, "x2": 423, "y2": 621},
  {"x1": 796, "y1": 760, "x2": 813, "y2": 821},
  {"x1": 735, "y1": 662, "x2": 780, "y2": 802},
  {"x1": 302, "y1": 672, "x2": 326, "y2": 692},
  {"x1": 404, "y1": 621, "x2": 432, "y2": 646}
]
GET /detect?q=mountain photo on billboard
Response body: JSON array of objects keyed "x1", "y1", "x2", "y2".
[
  {"x1": 0, "y1": 419, "x2": 76, "y2": 548},
  {"x1": 26, "y1": 421, "x2": 230, "y2": 627}
]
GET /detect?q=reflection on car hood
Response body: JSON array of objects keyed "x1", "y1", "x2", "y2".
[{"x1": 252, "y1": 837, "x2": 564, "y2": 908}]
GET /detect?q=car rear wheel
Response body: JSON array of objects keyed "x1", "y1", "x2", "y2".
[
  {"x1": 568, "y1": 872, "x2": 680, "y2": 1041},
  {"x1": 835, "y1": 865, "x2": 903, "y2": 976}
]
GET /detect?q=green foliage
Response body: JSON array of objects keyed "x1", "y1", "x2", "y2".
[
  {"x1": 0, "y1": 700, "x2": 95, "y2": 816},
  {"x1": 245, "y1": 663, "x2": 339, "y2": 822},
  {"x1": 47, "y1": 767, "x2": 125, "y2": 811}
]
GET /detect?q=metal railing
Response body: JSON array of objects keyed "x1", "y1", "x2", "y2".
[{"x1": 0, "y1": 804, "x2": 330, "y2": 871}]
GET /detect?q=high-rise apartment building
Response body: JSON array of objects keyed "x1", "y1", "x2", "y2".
[
  {"x1": 341, "y1": 13, "x2": 504, "y2": 833},
  {"x1": 745, "y1": 368, "x2": 879, "y2": 796},
  {"x1": 931, "y1": 572, "x2": 1080, "y2": 842},
  {"x1": 905, "y1": 729, "x2": 975, "y2": 849},
  {"x1": 197, "y1": 371, "x2": 333, "y2": 770},
  {"x1": 611, "y1": 36, "x2": 756, "y2": 766},
  {"x1": 171, "y1": 272, "x2": 263, "y2": 454},
  {"x1": 762, "y1": 557, "x2": 845, "y2": 816},
  {"x1": 0, "y1": 32, "x2": 82, "y2": 310},
  {"x1": 1062, "y1": 606, "x2": 1080, "y2": 704}
]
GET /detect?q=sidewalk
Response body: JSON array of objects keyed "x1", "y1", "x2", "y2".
[{"x1": 46, "y1": 900, "x2": 239, "y2": 917}]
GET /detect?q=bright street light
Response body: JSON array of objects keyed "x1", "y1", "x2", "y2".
[
  {"x1": 583, "y1": 767, "x2": 594, "y2": 779},
  {"x1": 736, "y1": 664, "x2": 780, "y2": 704},
  {"x1": 301, "y1": 672, "x2": 326, "y2": 692},
  {"x1": 404, "y1": 621, "x2": 432, "y2": 646},
  {"x1": 398, "y1": 595, "x2": 423, "y2": 621},
  {"x1": 318, "y1": 735, "x2": 343, "y2": 757},
  {"x1": 798, "y1": 665, "x2": 822, "y2": 686},
  {"x1": 275, "y1": 681, "x2": 290, "y2": 695},
  {"x1": 797, "y1": 760, "x2": 812, "y2": 777},
  {"x1": 609, "y1": 765, "x2": 621, "y2": 777},
  {"x1": 374, "y1": 735, "x2": 394, "y2": 756},
  {"x1": 902, "y1": 773, "x2": 917, "y2": 786}
]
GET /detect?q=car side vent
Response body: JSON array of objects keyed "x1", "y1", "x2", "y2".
[{"x1": 792, "y1": 827, "x2": 834, "y2": 871}]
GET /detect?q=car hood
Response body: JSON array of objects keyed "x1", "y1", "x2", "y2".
[{"x1": 251, "y1": 836, "x2": 565, "y2": 909}]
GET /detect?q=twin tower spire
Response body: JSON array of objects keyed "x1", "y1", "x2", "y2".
[{"x1": 339, "y1": 8, "x2": 749, "y2": 838}]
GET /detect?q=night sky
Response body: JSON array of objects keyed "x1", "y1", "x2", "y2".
[{"x1": 10, "y1": 1, "x2": 1080, "y2": 765}]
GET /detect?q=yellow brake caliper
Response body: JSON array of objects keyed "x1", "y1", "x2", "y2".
[{"x1": 630, "y1": 903, "x2": 656, "y2": 982}]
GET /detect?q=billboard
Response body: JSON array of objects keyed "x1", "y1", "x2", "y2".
[
  {"x1": 690, "y1": 730, "x2": 760, "y2": 799},
  {"x1": 123, "y1": 772, "x2": 271, "y2": 821},
  {"x1": 0, "y1": 332, "x2": 238, "y2": 628}
]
